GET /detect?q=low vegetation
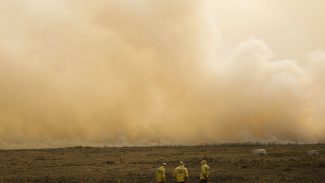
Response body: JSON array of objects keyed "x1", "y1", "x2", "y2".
[{"x1": 0, "y1": 144, "x2": 324, "y2": 182}]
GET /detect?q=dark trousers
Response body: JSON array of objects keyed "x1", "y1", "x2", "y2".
[{"x1": 200, "y1": 179, "x2": 208, "y2": 183}]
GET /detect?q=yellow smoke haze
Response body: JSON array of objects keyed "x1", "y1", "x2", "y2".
[{"x1": 0, "y1": 0, "x2": 325, "y2": 148}]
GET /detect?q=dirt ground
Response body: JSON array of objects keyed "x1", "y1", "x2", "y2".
[{"x1": 0, "y1": 144, "x2": 324, "y2": 183}]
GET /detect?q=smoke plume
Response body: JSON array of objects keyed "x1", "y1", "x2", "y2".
[{"x1": 0, "y1": 0, "x2": 324, "y2": 148}]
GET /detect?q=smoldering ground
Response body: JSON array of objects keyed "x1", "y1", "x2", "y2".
[{"x1": 0, "y1": 0, "x2": 325, "y2": 148}]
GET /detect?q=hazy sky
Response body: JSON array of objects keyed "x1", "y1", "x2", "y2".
[
  {"x1": 211, "y1": 0, "x2": 325, "y2": 59},
  {"x1": 0, "y1": 0, "x2": 324, "y2": 148}
]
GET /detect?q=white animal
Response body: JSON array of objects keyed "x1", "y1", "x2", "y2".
[
  {"x1": 307, "y1": 150, "x2": 320, "y2": 157},
  {"x1": 252, "y1": 149, "x2": 267, "y2": 156}
]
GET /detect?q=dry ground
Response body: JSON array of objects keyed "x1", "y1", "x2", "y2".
[{"x1": 0, "y1": 144, "x2": 324, "y2": 183}]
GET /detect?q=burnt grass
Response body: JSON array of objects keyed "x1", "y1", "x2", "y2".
[{"x1": 0, "y1": 144, "x2": 324, "y2": 183}]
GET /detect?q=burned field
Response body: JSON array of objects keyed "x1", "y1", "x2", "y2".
[{"x1": 0, "y1": 144, "x2": 324, "y2": 183}]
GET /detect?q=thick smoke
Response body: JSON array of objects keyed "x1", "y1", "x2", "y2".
[{"x1": 0, "y1": 0, "x2": 324, "y2": 148}]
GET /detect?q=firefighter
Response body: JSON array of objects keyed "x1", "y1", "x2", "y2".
[
  {"x1": 173, "y1": 161, "x2": 189, "y2": 183},
  {"x1": 199, "y1": 160, "x2": 210, "y2": 183},
  {"x1": 156, "y1": 162, "x2": 167, "y2": 183}
]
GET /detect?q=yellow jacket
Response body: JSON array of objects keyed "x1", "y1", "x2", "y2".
[
  {"x1": 156, "y1": 166, "x2": 166, "y2": 183},
  {"x1": 173, "y1": 165, "x2": 189, "y2": 182},
  {"x1": 200, "y1": 163, "x2": 210, "y2": 180}
]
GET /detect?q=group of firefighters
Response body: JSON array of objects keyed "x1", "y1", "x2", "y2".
[{"x1": 156, "y1": 160, "x2": 210, "y2": 183}]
